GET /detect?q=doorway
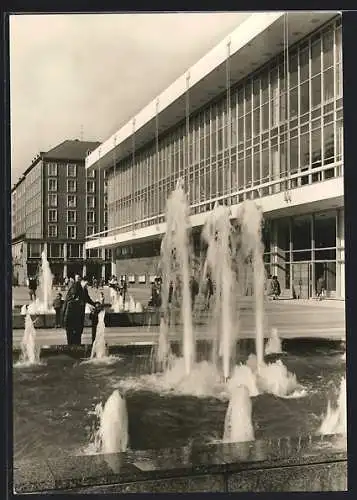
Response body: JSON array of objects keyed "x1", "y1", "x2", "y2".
[{"x1": 291, "y1": 262, "x2": 312, "y2": 299}]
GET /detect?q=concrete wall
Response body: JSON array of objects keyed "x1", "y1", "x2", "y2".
[{"x1": 30, "y1": 460, "x2": 347, "y2": 494}]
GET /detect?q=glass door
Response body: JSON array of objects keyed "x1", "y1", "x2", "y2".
[{"x1": 291, "y1": 262, "x2": 312, "y2": 299}]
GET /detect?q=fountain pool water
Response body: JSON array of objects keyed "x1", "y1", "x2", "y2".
[{"x1": 13, "y1": 345, "x2": 346, "y2": 461}]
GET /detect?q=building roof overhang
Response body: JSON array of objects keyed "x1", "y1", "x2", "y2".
[{"x1": 86, "y1": 11, "x2": 339, "y2": 172}]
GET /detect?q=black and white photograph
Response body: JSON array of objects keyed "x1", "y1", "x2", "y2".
[{"x1": 9, "y1": 10, "x2": 347, "y2": 494}]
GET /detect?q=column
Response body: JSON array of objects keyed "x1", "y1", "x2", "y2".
[
  {"x1": 101, "y1": 248, "x2": 106, "y2": 280},
  {"x1": 63, "y1": 243, "x2": 68, "y2": 278},
  {"x1": 311, "y1": 214, "x2": 315, "y2": 299},
  {"x1": 111, "y1": 249, "x2": 116, "y2": 276},
  {"x1": 337, "y1": 209, "x2": 345, "y2": 299},
  {"x1": 271, "y1": 220, "x2": 278, "y2": 277},
  {"x1": 82, "y1": 244, "x2": 87, "y2": 277},
  {"x1": 289, "y1": 218, "x2": 293, "y2": 298}
]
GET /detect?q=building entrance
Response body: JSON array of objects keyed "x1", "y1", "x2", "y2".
[{"x1": 291, "y1": 262, "x2": 313, "y2": 299}]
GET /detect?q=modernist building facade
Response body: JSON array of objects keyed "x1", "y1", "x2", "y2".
[
  {"x1": 12, "y1": 140, "x2": 112, "y2": 284},
  {"x1": 85, "y1": 11, "x2": 344, "y2": 299}
]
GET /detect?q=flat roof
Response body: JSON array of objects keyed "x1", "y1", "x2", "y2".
[{"x1": 86, "y1": 11, "x2": 339, "y2": 172}]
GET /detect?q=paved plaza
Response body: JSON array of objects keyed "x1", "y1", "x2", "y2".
[{"x1": 12, "y1": 286, "x2": 346, "y2": 348}]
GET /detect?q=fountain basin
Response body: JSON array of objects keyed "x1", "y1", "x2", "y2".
[
  {"x1": 12, "y1": 313, "x2": 93, "y2": 330},
  {"x1": 12, "y1": 337, "x2": 346, "y2": 361},
  {"x1": 105, "y1": 311, "x2": 161, "y2": 327},
  {"x1": 12, "y1": 310, "x2": 161, "y2": 329},
  {"x1": 14, "y1": 433, "x2": 346, "y2": 494}
]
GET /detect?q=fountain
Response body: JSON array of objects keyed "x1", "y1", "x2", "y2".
[
  {"x1": 265, "y1": 327, "x2": 282, "y2": 355},
  {"x1": 12, "y1": 180, "x2": 347, "y2": 494},
  {"x1": 92, "y1": 390, "x2": 128, "y2": 454},
  {"x1": 17, "y1": 313, "x2": 41, "y2": 365},
  {"x1": 238, "y1": 200, "x2": 265, "y2": 370},
  {"x1": 160, "y1": 178, "x2": 194, "y2": 376},
  {"x1": 256, "y1": 359, "x2": 304, "y2": 398},
  {"x1": 154, "y1": 314, "x2": 172, "y2": 371},
  {"x1": 319, "y1": 377, "x2": 347, "y2": 436},
  {"x1": 21, "y1": 250, "x2": 55, "y2": 315},
  {"x1": 223, "y1": 385, "x2": 255, "y2": 443},
  {"x1": 135, "y1": 302, "x2": 143, "y2": 313},
  {"x1": 202, "y1": 203, "x2": 235, "y2": 380},
  {"x1": 90, "y1": 310, "x2": 108, "y2": 360},
  {"x1": 150, "y1": 185, "x2": 300, "y2": 397},
  {"x1": 112, "y1": 293, "x2": 124, "y2": 313},
  {"x1": 128, "y1": 296, "x2": 136, "y2": 313}
]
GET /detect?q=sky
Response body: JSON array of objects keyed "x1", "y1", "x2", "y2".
[{"x1": 10, "y1": 12, "x2": 249, "y2": 183}]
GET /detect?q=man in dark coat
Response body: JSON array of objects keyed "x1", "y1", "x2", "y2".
[
  {"x1": 28, "y1": 275, "x2": 38, "y2": 301},
  {"x1": 62, "y1": 275, "x2": 96, "y2": 345}
]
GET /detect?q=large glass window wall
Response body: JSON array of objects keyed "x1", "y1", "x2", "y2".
[
  {"x1": 273, "y1": 210, "x2": 340, "y2": 298},
  {"x1": 106, "y1": 17, "x2": 342, "y2": 236}
]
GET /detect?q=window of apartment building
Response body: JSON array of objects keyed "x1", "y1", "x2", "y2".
[
  {"x1": 67, "y1": 225, "x2": 77, "y2": 239},
  {"x1": 47, "y1": 163, "x2": 57, "y2": 176},
  {"x1": 48, "y1": 209, "x2": 57, "y2": 222},
  {"x1": 48, "y1": 194, "x2": 57, "y2": 207},
  {"x1": 67, "y1": 179, "x2": 77, "y2": 192},
  {"x1": 87, "y1": 195, "x2": 95, "y2": 209},
  {"x1": 28, "y1": 243, "x2": 42, "y2": 258},
  {"x1": 87, "y1": 211, "x2": 95, "y2": 223},
  {"x1": 67, "y1": 210, "x2": 77, "y2": 223},
  {"x1": 87, "y1": 169, "x2": 96, "y2": 178},
  {"x1": 104, "y1": 210, "x2": 108, "y2": 224},
  {"x1": 87, "y1": 180, "x2": 96, "y2": 193},
  {"x1": 48, "y1": 225, "x2": 58, "y2": 238},
  {"x1": 104, "y1": 180, "x2": 108, "y2": 193},
  {"x1": 68, "y1": 243, "x2": 81, "y2": 258},
  {"x1": 48, "y1": 243, "x2": 63, "y2": 258},
  {"x1": 105, "y1": 249, "x2": 112, "y2": 260},
  {"x1": 86, "y1": 249, "x2": 99, "y2": 259},
  {"x1": 67, "y1": 195, "x2": 77, "y2": 208},
  {"x1": 87, "y1": 225, "x2": 95, "y2": 236},
  {"x1": 67, "y1": 163, "x2": 77, "y2": 177},
  {"x1": 48, "y1": 178, "x2": 58, "y2": 192}
]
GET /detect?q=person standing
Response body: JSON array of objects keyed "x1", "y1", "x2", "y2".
[
  {"x1": 121, "y1": 277, "x2": 128, "y2": 302},
  {"x1": 270, "y1": 276, "x2": 281, "y2": 300},
  {"x1": 62, "y1": 275, "x2": 96, "y2": 345},
  {"x1": 53, "y1": 292, "x2": 64, "y2": 328},
  {"x1": 28, "y1": 275, "x2": 38, "y2": 301},
  {"x1": 316, "y1": 275, "x2": 326, "y2": 300}
]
